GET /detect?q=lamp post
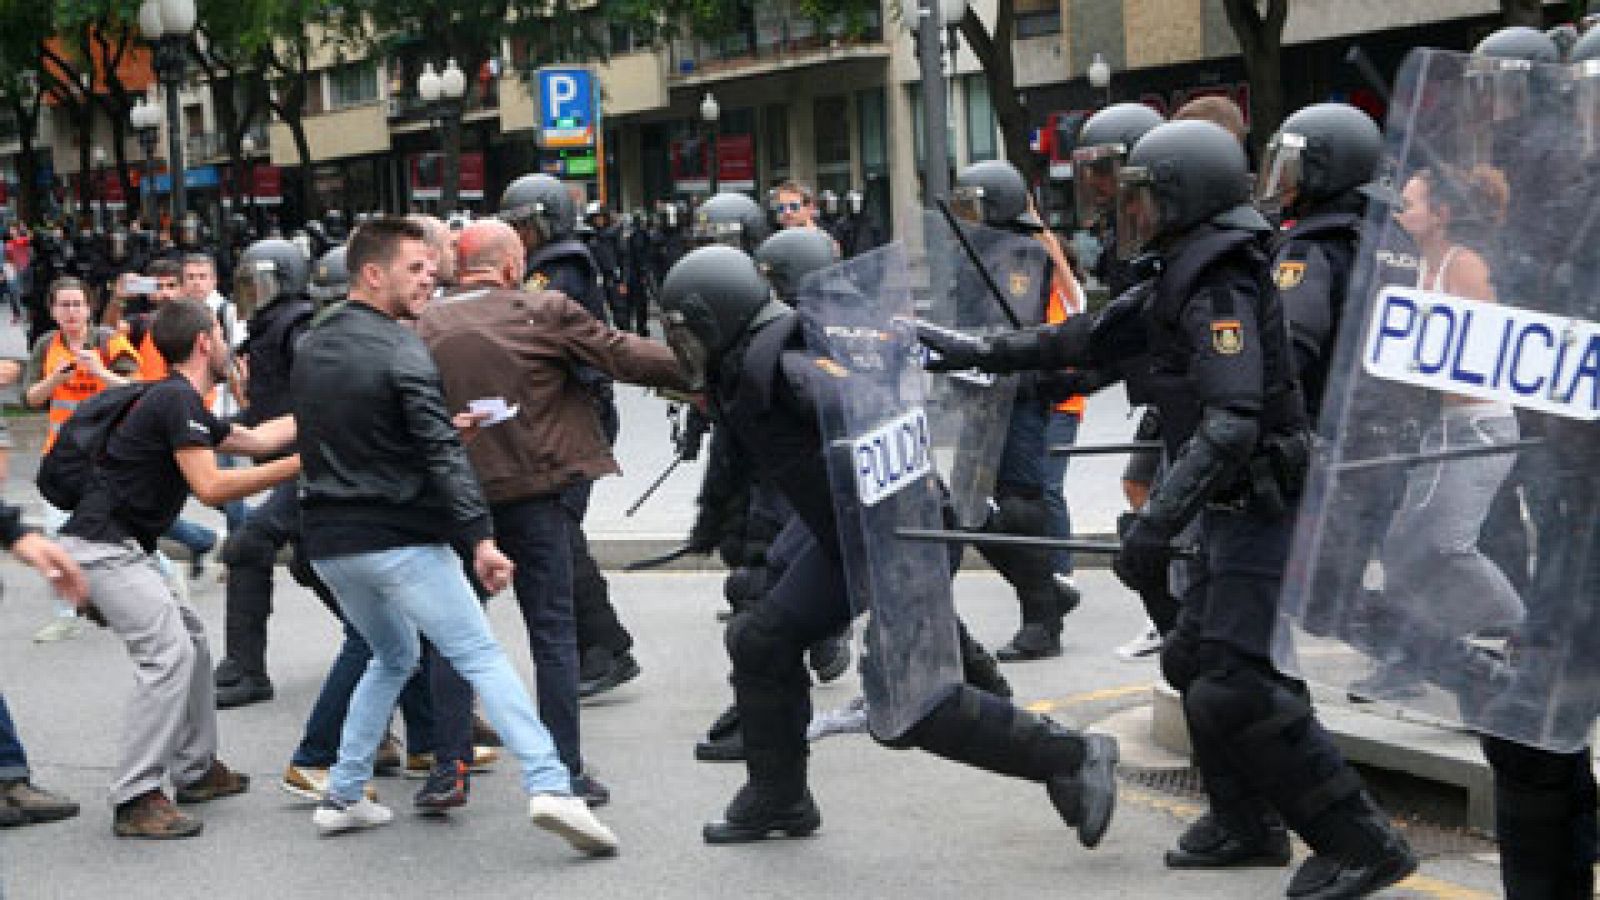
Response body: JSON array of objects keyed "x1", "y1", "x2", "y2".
[
  {"x1": 92, "y1": 146, "x2": 108, "y2": 230},
  {"x1": 417, "y1": 59, "x2": 467, "y2": 213},
  {"x1": 1087, "y1": 52, "x2": 1112, "y2": 107},
  {"x1": 905, "y1": 0, "x2": 967, "y2": 206},
  {"x1": 131, "y1": 99, "x2": 161, "y2": 227},
  {"x1": 241, "y1": 133, "x2": 257, "y2": 232},
  {"x1": 139, "y1": 0, "x2": 197, "y2": 226},
  {"x1": 700, "y1": 92, "x2": 720, "y2": 195}
]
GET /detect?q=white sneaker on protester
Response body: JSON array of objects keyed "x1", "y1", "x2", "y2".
[
  {"x1": 807, "y1": 695, "x2": 870, "y2": 741},
  {"x1": 528, "y1": 793, "x2": 619, "y2": 856},
  {"x1": 312, "y1": 795, "x2": 393, "y2": 835},
  {"x1": 1114, "y1": 625, "x2": 1163, "y2": 661}
]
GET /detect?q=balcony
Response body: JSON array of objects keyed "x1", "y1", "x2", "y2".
[
  {"x1": 386, "y1": 77, "x2": 500, "y2": 123},
  {"x1": 184, "y1": 127, "x2": 272, "y2": 162},
  {"x1": 668, "y1": 4, "x2": 885, "y2": 81}
]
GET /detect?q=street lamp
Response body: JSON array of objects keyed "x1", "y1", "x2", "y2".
[
  {"x1": 904, "y1": 0, "x2": 966, "y2": 206},
  {"x1": 700, "y1": 92, "x2": 720, "y2": 195},
  {"x1": 92, "y1": 146, "x2": 108, "y2": 230},
  {"x1": 139, "y1": 0, "x2": 197, "y2": 226},
  {"x1": 417, "y1": 59, "x2": 467, "y2": 212},
  {"x1": 1087, "y1": 52, "x2": 1112, "y2": 107},
  {"x1": 241, "y1": 133, "x2": 257, "y2": 232},
  {"x1": 130, "y1": 99, "x2": 162, "y2": 227}
]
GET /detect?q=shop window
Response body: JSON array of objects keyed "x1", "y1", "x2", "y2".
[
  {"x1": 965, "y1": 75, "x2": 997, "y2": 163},
  {"x1": 329, "y1": 62, "x2": 379, "y2": 110}
]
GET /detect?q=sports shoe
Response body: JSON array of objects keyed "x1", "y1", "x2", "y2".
[
  {"x1": 175, "y1": 759, "x2": 250, "y2": 804},
  {"x1": 571, "y1": 771, "x2": 611, "y2": 808},
  {"x1": 313, "y1": 795, "x2": 394, "y2": 835},
  {"x1": 215, "y1": 674, "x2": 274, "y2": 709},
  {"x1": 113, "y1": 790, "x2": 203, "y2": 839},
  {"x1": 1115, "y1": 625, "x2": 1164, "y2": 661},
  {"x1": 404, "y1": 746, "x2": 499, "y2": 778},
  {"x1": 577, "y1": 649, "x2": 641, "y2": 700},
  {"x1": 413, "y1": 761, "x2": 469, "y2": 814},
  {"x1": 996, "y1": 623, "x2": 1063, "y2": 662},
  {"x1": 528, "y1": 793, "x2": 620, "y2": 856},
  {"x1": 279, "y1": 765, "x2": 377, "y2": 803},
  {"x1": 0, "y1": 779, "x2": 80, "y2": 825},
  {"x1": 807, "y1": 696, "x2": 869, "y2": 741},
  {"x1": 471, "y1": 713, "x2": 503, "y2": 747},
  {"x1": 32, "y1": 617, "x2": 83, "y2": 644}
]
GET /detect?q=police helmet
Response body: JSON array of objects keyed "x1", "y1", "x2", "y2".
[
  {"x1": 499, "y1": 174, "x2": 575, "y2": 244},
  {"x1": 1474, "y1": 26, "x2": 1562, "y2": 64},
  {"x1": 1257, "y1": 103, "x2": 1381, "y2": 214},
  {"x1": 234, "y1": 237, "x2": 310, "y2": 318},
  {"x1": 308, "y1": 246, "x2": 349, "y2": 305},
  {"x1": 693, "y1": 192, "x2": 770, "y2": 251},
  {"x1": 659, "y1": 245, "x2": 785, "y2": 388},
  {"x1": 1071, "y1": 103, "x2": 1166, "y2": 227},
  {"x1": 952, "y1": 160, "x2": 1043, "y2": 231},
  {"x1": 1116, "y1": 120, "x2": 1261, "y2": 259},
  {"x1": 1574, "y1": 26, "x2": 1600, "y2": 65},
  {"x1": 755, "y1": 227, "x2": 838, "y2": 302}
]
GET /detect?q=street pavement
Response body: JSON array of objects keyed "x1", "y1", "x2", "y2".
[{"x1": 0, "y1": 565, "x2": 1503, "y2": 899}]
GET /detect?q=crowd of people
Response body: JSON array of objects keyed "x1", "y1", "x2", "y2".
[{"x1": 0, "y1": 23, "x2": 1595, "y2": 900}]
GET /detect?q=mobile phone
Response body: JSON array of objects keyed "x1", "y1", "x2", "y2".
[{"x1": 125, "y1": 275, "x2": 158, "y2": 295}]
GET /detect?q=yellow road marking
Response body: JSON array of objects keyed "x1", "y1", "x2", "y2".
[{"x1": 1025, "y1": 683, "x2": 1152, "y2": 714}]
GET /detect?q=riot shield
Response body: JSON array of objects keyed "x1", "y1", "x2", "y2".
[
  {"x1": 915, "y1": 210, "x2": 1051, "y2": 528},
  {"x1": 797, "y1": 241, "x2": 965, "y2": 741},
  {"x1": 1277, "y1": 47, "x2": 1600, "y2": 752}
]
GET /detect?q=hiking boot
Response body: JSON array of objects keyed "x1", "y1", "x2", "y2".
[
  {"x1": 0, "y1": 779, "x2": 80, "y2": 825},
  {"x1": 703, "y1": 781, "x2": 821, "y2": 845},
  {"x1": 1286, "y1": 839, "x2": 1419, "y2": 899},
  {"x1": 695, "y1": 706, "x2": 744, "y2": 763},
  {"x1": 572, "y1": 771, "x2": 611, "y2": 808},
  {"x1": 113, "y1": 790, "x2": 203, "y2": 839},
  {"x1": 405, "y1": 747, "x2": 498, "y2": 778},
  {"x1": 1045, "y1": 732, "x2": 1118, "y2": 848},
  {"x1": 313, "y1": 795, "x2": 393, "y2": 835},
  {"x1": 413, "y1": 761, "x2": 469, "y2": 814},
  {"x1": 175, "y1": 759, "x2": 251, "y2": 804},
  {"x1": 375, "y1": 733, "x2": 404, "y2": 775},
  {"x1": 279, "y1": 765, "x2": 377, "y2": 803},
  {"x1": 996, "y1": 623, "x2": 1063, "y2": 662},
  {"x1": 807, "y1": 633, "x2": 851, "y2": 684},
  {"x1": 215, "y1": 674, "x2": 274, "y2": 710},
  {"x1": 1165, "y1": 810, "x2": 1292, "y2": 869},
  {"x1": 577, "y1": 649, "x2": 641, "y2": 700},
  {"x1": 528, "y1": 793, "x2": 620, "y2": 856}
]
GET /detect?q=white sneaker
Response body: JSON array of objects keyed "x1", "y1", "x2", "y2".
[
  {"x1": 312, "y1": 795, "x2": 393, "y2": 835},
  {"x1": 32, "y1": 617, "x2": 83, "y2": 643},
  {"x1": 807, "y1": 695, "x2": 869, "y2": 741},
  {"x1": 528, "y1": 793, "x2": 619, "y2": 856},
  {"x1": 1114, "y1": 625, "x2": 1163, "y2": 661}
]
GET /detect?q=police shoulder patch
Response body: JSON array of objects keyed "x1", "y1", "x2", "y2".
[
  {"x1": 1210, "y1": 319, "x2": 1244, "y2": 356},
  {"x1": 1274, "y1": 260, "x2": 1307, "y2": 290},
  {"x1": 526, "y1": 272, "x2": 549, "y2": 292},
  {"x1": 1008, "y1": 271, "x2": 1031, "y2": 298},
  {"x1": 815, "y1": 358, "x2": 849, "y2": 378}
]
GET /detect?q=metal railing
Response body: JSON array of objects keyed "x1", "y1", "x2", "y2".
[{"x1": 668, "y1": 3, "x2": 884, "y2": 79}]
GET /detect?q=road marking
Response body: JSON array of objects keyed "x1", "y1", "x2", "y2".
[{"x1": 1025, "y1": 683, "x2": 1152, "y2": 714}]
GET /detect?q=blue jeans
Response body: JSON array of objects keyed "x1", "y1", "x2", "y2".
[
  {"x1": 313, "y1": 543, "x2": 571, "y2": 802},
  {"x1": 214, "y1": 454, "x2": 248, "y2": 534},
  {"x1": 996, "y1": 398, "x2": 1048, "y2": 494},
  {"x1": 290, "y1": 618, "x2": 436, "y2": 767},
  {"x1": 1042, "y1": 411, "x2": 1080, "y2": 574},
  {"x1": 0, "y1": 694, "x2": 29, "y2": 780},
  {"x1": 166, "y1": 518, "x2": 217, "y2": 556}
]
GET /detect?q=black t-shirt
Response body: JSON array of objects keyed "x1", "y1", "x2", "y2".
[{"x1": 62, "y1": 374, "x2": 230, "y2": 552}]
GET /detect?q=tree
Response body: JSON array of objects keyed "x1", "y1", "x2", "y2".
[
  {"x1": 1222, "y1": 0, "x2": 1290, "y2": 158},
  {"x1": 0, "y1": 4, "x2": 56, "y2": 221},
  {"x1": 1502, "y1": 0, "x2": 1546, "y2": 26},
  {"x1": 955, "y1": 3, "x2": 1043, "y2": 188}
]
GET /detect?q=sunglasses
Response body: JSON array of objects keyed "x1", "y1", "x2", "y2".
[{"x1": 775, "y1": 202, "x2": 804, "y2": 213}]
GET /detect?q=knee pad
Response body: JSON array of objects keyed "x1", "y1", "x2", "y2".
[
  {"x1": 725, "y1": 606, "x2": 807, "y2": 683},
  {"x1": 221, "y1": 526, "x2": 278, "y2": 568},
  {"x1": 1160, "y1": 633, "x2": 1205, "y2": 693}
]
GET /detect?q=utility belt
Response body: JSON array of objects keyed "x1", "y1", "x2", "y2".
[{"x1": 1207, "y1": 429, "x2": 1311, "y2": 518}]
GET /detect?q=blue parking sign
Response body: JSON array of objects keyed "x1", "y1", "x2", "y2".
[{"x1": 538, "y1": 68, "x2": 597, "y2": 148}]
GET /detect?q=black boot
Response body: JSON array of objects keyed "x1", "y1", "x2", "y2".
[
  {"x1": 1288, "y1": 798, "x2": 1418, "y2": 899},
  {"x1": 703, "y1": 754, "x2": 819, "y2": 844},
  {"x1": 996, "y1": 622, "x2": 1062, "y2": 662},
  {"x1": 695, "y1": 705, "x2": 745, "y2": 763},
  {"x1": 958, "y1": 624, "x2": 1013, "y2": 698},
  {"x1": 807, "y1": 630, "x2": 851, "y2": 684},
  {"x1": 1164, "y1": 807, "x2": 1292, "y2": 869}
]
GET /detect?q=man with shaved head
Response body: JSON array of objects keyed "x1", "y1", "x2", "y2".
[{"x1": 418, "y1": 219, "x2": 689, "y2": 809}]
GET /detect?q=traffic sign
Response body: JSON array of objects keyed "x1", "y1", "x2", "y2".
[{"x1": 538, "y1": 68, "x2": 597, "y2": 148}]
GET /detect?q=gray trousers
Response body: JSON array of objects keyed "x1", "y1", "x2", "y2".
[{"x1": 61, "y1": 536, "x2": 218, "y2": 806}]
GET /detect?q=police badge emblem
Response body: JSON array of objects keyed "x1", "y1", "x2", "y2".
[
  {"x1": 1211, "y1": 319, "x2": 1243, "y2": 355},
  {"x1": 1274, "y1": 260, "x2": 1307, "y2": 290},
  {"x1": 1008, "y1": 271, "x2": 1031, "y2": 297}
]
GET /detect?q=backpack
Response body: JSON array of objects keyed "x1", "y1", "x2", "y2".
[{"x1": 36, "y1": 381, "x2": 151, "y2": 511}]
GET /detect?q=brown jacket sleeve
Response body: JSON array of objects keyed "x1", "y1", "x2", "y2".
[{"x1": 539, "y1": 290, "x2": 691, "y2": 391}]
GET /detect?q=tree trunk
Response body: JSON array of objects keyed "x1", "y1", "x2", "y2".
[
  {"x1": 1222, "y1": 0, "x2": 1290, "y2": 159},
  {"x1": 958, "y1": 3, "x2": 1045, "y2": 188},
  {"x1": 1501, "y1": 0, "x2": 1546, "y2": 25}
]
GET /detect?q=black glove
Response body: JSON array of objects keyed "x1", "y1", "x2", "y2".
[
  {"x1": 915, "y1": 321, "x2": 991, "y2": 373},
  {"x1": 1037, "y1": 369, "x2": 1114, "y2": 403},
  {"x1": 1112, "y1": 512, "x2": 1175, "y2": 596}
]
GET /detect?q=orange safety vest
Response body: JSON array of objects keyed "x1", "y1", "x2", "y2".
[
  {"x1": 1045, "y1": 277, "x2": 1087, "y2": 417},
  {"x1": 136, "y1": 329, "x2": 219, "y2": 407},
  {"x1": 41, "y1": 331, "x2": 143, "y2": 453}
]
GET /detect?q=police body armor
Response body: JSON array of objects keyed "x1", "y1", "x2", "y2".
[
  {"x1": 239, "y1": 296, "x2": 315, "y2": 426},
  {"x1": 1270, "y1": 208, "x2": 1361, "y2": 419},
  {"x1": 529, "y1": 238, "x2": 606, "y2": 323}
]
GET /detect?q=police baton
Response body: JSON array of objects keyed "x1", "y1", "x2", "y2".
[
  {"x1": 1047, "y1": 441, "x2": 1163, "y2": 457},
  {"x1": 621, "y1": 543, "x2": 698, "y2": 572},
  {"x1": 894, "y1": 527, "x2": 1199, "y2": 560},
  {"x1": 933, "y1": 198, "x2": 1025, "y2": 329}
]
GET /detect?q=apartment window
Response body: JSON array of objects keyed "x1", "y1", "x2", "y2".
[
  {"x1": 328, "y1": 62, "x2": 378, "y2": 110},
  {"x1": 965, "y1": 75, "x2": 997, "y2": 163},
  {"x1": 1015, "y1": 0, "x2": 1062, "y2": 38}
]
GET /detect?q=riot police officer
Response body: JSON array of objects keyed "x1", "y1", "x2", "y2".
[
  {"x1": 499, "y1": 174, "x2": 638, "y2": 698},
  {"x1": 921, "y1": 120, "x2": 1417, "y2": 898},
  {"x1": 307, "y1": 245, "x2": 348, "y2": 310},
  {"x1": 660, "y1": 244, "x2": 1116, "y2": 848},
  {"x1": 948, "y1": 159, "x2": 1079, "y2": 661},
  {"x1": 213, "y1": 238, "x2": 317, "y2": 707},
  {"x1": 584, "y1": 202, "x2": 630, "y2": 333},
  {"x1": 1072, "y1": 102, "x2": 1166, "y2": 296}
]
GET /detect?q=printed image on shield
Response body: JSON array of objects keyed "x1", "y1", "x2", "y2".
[{"x1": 1276, "y1": 47, "x2": 1600, "y2": 754}]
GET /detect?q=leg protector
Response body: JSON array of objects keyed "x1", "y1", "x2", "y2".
[
  {"x1": 725, "y1": 604, "x2": 812, "y2": 784},
  {"x1": 881, "y1": 685, "x2": 1083, "y2": 781},
  {"x1": 221, "y1": 524, "x2": 282, "y2": 676},
  {"x1": 979, "y1": 495, "x2": 1062, "y2": 631},
  {"x1": 1483, "y1": 736, "x2": 1598, "y2": 899}
]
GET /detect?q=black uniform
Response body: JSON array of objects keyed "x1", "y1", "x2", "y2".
[
  {"x1": 623, "y1": 223, "x2": 655, "y2": 335},
  {"x1": 526, "y1": 240, "x2": 637, "y2": 679}
]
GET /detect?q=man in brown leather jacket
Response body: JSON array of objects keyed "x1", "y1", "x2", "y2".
[{"x1": 418, "y1": 219, "x2": 688, "y2": 808}]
